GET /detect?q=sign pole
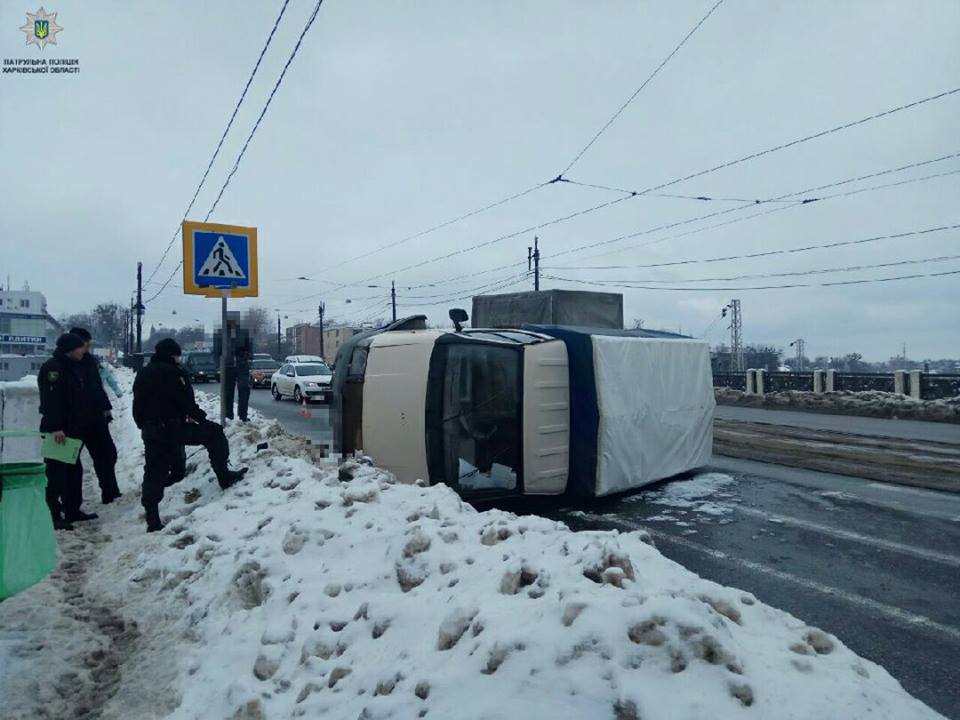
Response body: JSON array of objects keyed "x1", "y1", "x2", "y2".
[{"x1": 220, "y1": 290, "x2": 229, "y2": 424}]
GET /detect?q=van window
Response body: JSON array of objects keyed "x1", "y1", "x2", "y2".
[
  {"x1": 347, "y1": 346, "x2": 368, "y2": 379},
  {"x1": 439, "y1": 345, "x2": 521, "y2": 492}
]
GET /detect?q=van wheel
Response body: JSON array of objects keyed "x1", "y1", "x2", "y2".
[
  {"x1": 294, "y1": 386, "x2": 303, "y2": 404},
  {"x1": 272, "y1": 384, "x2": 282, "y2": 401}
]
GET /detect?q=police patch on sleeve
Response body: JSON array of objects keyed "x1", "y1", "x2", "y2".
[{"x1": 47, "y1": 370, "x2": 60, "y2": 382}]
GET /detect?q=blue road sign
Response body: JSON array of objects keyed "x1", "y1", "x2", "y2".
[{"x1": 182, "y1": 221, "x2": 259, "y2": 298}]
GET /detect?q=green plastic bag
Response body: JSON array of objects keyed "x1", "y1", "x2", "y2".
[{"x1": 0, "y1": 432, "x2": 57, "y2": 601}]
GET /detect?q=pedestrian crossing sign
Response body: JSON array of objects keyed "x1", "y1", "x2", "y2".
[{"x1": 182, "y1": 220, "x2": 258, "y2": 298}]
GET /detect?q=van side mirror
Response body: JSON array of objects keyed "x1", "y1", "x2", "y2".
[{"x1": 449, "y1": 308, "x2": 468, "y2": 332}]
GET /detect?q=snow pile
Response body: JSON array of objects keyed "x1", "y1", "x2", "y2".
[
  {"x1": 716, "y1": 387, "x2": 960, "y2": 423},
  {"x1": 0, "y1": 375, "x2": 945, "y2": 719},
  {"x1": 628, "y1": 472, "x2": 736, "y2": 520}
]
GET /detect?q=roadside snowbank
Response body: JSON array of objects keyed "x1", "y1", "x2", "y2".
[
  {"x1": 0, "y1": 375, "x2": 944, "y2": 719},
  {"x1": 716, "y1": 387, "x2": 960, "y2": 423}
]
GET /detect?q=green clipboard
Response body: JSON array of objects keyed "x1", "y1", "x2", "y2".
[
  {"x1": 0, "y1": 430, "x2": 81, "y2": 464},
  {"x1": 41, "y1": 434, "x2": 82, "y2": 464}
]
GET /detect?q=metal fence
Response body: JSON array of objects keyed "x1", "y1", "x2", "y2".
[{"x1": 712, "y1": 370, "x2": 960, "y2": 401}]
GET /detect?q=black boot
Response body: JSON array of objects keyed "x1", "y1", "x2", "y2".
[
  {"x1": 144, "y1": 505, "x2": 164, "y2": 533},
  {"x1": 217, "y1": 467, "x2": 249, "y2": 490},
  {"x1": 102, "y1": 490, "x2": 122, "y2": 504},
  {"x1": 64, "y1": 510, "x2": 99, "y2": 522},
  {"x1": 53, "y1": 517, "x2": 75, "y2": 531}
]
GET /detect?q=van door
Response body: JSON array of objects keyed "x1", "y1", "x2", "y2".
[
  {"x1": 522, "y1": 339, "x2": 569, "y2": 494},
  {"x1": 341, "y1": 345, "x2": 367, "y2": 455}
]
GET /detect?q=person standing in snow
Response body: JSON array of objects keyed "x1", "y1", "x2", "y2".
[
  {"x1": 68, "y1": 327, "x2": 122, "y2": 504},
  {"x1": 38, "y1": 333, "x2": 102, "y2": 530},
  {"x1": 132, "y1": 338, "x2": 247, "y2": 532}
]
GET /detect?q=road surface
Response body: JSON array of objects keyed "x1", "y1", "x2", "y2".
[
  {"x1": 218, "y1": 389, "x2": 960, "y2": 718},
  {"x1": 715, "y1": 405, "x2": 960, "y2": 444}
]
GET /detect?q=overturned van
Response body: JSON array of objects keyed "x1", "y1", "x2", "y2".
[{"x1": 331, "y1": 316, "x2": 715, "y2": 499}]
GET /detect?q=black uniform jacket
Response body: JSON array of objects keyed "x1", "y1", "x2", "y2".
[
  {"x1": 132, "y1": 355, "x2": 208, "y2": 428},
  {"x1": 38, "y1": 351, "x2": 101, "y2": 435}
]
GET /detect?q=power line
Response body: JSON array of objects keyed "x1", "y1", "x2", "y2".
[
  {"x1": 288, "y1": 181, "x2": 552, "y2": 281},
  {"x1": 146, "y1": 0, "x2": 327, "y2": 304},
  {"x1": 418, "y1": 156, "x2": 960, "y2": 291},
  {"x1": 558, "y1": 178, "x2": 800, "y2": 203},
  {"x1": 205, "y1": 0, "x2": 327, "y2": 221},
  {"x1": 560, "y1": 0, "x2": 725, "y2": 175},
  {"x1": 547, "y1": 158, "x2": 960, "y2": 265},
  {"x1": 282, "y1": 89, "x2": 960, "y2": 306},
  {"x1": 542, "y1": 267, "x2": 960, "y2": 292},
  {"x1": 144, "y1": 0, "x2": 293, "y2": 285},
  {"x1": 550, "y1": 222, "x2": 960, "y2": 272},
  {"x1": 548, "y1": 250, "x2": 960, "y2": 284}
]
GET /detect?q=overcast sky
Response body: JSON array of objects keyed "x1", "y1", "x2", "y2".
[{"x1": 2, "y1": 0, "x2": 957, "y2": 361}]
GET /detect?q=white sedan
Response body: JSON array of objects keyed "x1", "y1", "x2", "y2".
[{"x1": 271, "y1": 362, "x2": 334, "y2": 403}]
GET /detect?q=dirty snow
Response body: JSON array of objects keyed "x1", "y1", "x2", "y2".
[
  {"x1": 716, "y1": 387, "x2": 960, "y2": 424},
  {"x1": 0, "y1": 373, "x2": 945, "y2": 720}
]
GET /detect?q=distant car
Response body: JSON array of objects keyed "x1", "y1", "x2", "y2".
[
  {"x1": 272, "y1": 361, "x2": 333, "y2": 403},
  {"x1": 284, "y1": 354, "x2": 325, "y2": 364},
  {"x1": 250, "y1": 358, "x2": 281, "y2": 388},
  {"x1": 183, "y1": 351, "x2": 220, "y2": 383},
  {"x1": 253, "y1": 353, "x2": 274, "y2": 361}
]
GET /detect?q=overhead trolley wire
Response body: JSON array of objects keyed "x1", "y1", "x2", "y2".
[
  {"x1": 542, "y1": 267, "x2": 960, "y2": 293},
  {"x1": 280, "y1": 87, "x2": 960, "y2": 306},
  {"x1": 144, "y1": 0, "x2": 293, "y2": 285},
  {"x1": 546, "y1": 248, "x2": 960, "y2": 285},
  {"x1": 560, "y1": 0, "x2": 725, "y2": 175},
  {"x1": 145, "y1": 0, "x2": 328, "y2": 304}
]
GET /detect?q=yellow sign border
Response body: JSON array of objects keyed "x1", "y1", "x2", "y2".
[{"x1": 182, "y1": 220, "x2": 259, "y2": 298}]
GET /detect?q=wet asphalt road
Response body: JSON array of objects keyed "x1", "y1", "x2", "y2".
[{"x1": 215, "y1": 385, "x2": 960, "y2": 718}]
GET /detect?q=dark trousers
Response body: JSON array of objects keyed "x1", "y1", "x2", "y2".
[
  {"x1": 77, "y1": 421, "x2": 120, "y2": 500},
  {"x1": 45, "y1": 457, "x2": 83, "y2": 520},
  {"x1": 141, "y1": 420, "x2": 230, "y2": 509},
  {"x1": 223, "y1": 368, "x2": 250, "y2": 420}
]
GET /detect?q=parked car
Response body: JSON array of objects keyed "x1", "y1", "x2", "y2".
[
  {"x1": 183, "y1": 351, "x2": 220, "y2": 383},
  {"x1": 250, "y1": 359, "x2": 281, "y2": 388},
  {"x1": 331, "y1": 316, "x2": 714, "y2": 499},
  {"x1": 272, "y1": 361, "x2": 334, "y2": 403},
  {"x1": 284, "y1": 354, "x2": 325, "y2": 364},
  {"x1": 253, "y1": 353, "x2": 275, "y2": 361}
]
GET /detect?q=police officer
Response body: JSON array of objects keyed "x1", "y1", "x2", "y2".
[
  {"x1": 69, "y1": 327, "x2": 122, "y2": 504},
  {"x1": 38, "y1": 333, "x2": 101, "y2": 530},
  {"x1": 132, "y1": 338, "x2": 247, "y2": 532}
]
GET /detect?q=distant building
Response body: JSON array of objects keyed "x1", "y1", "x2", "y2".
[
  {"x1": 286, "y1": 322, "x2": 362, "y2": 364},
  {"x1": 0, "y1": 286, "x2": 60, "y2": 380}
]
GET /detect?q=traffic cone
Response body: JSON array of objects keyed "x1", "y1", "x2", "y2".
[{"x1": 299, "y1": 399, "x2": 312, "y2": 419}]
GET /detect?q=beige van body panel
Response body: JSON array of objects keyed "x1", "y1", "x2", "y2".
[
  {"x1": 522, "y1": 339, "x2": 570, "y2": 494},
  {"x1": 360, "y1": 332, "x2": 440, "y2": 484}
]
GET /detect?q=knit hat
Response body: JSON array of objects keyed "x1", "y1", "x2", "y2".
[
  {"x1": 154, "y1": 338, "x2": 182, "y2": 358},
  {"x1": 69, "y1": 327, "x2": 92, "y2": 342},
  {"x1": 56, "y1": 333, "x2": 85, "y2": 353}
]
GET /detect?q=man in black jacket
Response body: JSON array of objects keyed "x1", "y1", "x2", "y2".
[
  {"x1": 38, "y1": 333, "x2": 101, "y2": 529},
  {"x1": 132, "y1": 338, "x2": 247, "y2": 532},
  {"x1": 69, "y1": 327, "x2": 121, "y2": 503}
]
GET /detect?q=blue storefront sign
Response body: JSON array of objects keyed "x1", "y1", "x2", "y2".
[{"x1": 0, "y1": 335, "x2": 46, "y2": 344}]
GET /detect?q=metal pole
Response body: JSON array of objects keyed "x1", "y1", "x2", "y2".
[
  {"x1": 318, "y1": 302, "x2": 325, "y2": 361},
  {"x1": 391, "y1": 281, "x2": 397, "y2": 322},
  {"x1": 276, "y1": 314, "x2": 281, "y2": 357},
  {"x1": 136, "y1": 262, "x2": 143, "y2": 353},
  {"x1": 533, "y1": 236, "x2": 540, "y2": 291},
  {"x1": 220, "y1": 292, "x2": 228, "y2": 424}
]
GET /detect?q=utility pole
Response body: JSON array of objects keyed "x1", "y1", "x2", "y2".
[
  {"x1": 318, "y1": 301, "x2": 325, "y2": 361},
  {"x1": 790, "y1": 339, "x2": 806, "y2": 372},
  {"x1": 391, "y1": 281, "x2": 397, "y2": 322},
  {"x1": 276, "y1": 313, "x2": 281, "y2": 358},
  {"x1": 528, "y1": 236, "x2": 540, "y2": 291},
  {"x1": 135, "y1": 262, "x2": 144, "y2": 353},
  {"x1": 728, "y1": 299, "x2": 743, "y2": 372}
]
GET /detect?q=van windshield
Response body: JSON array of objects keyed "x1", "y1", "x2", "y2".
[{"x1": 438, "y1": 344, "x2": 521, "y2": 493}]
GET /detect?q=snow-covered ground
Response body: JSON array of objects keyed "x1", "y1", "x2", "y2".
[
  {"x1": 0, "y1": 373, "x2": 944, "y2": 719},
  {"x1": 715, "y1": 387, "x2": 960, "y2": 423}
]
